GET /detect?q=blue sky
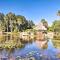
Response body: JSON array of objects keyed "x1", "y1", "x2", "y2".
[{"x1": 0, "y1": 0, "x2": 60, "y2": 25}]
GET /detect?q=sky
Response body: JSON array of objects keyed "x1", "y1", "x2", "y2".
[{"x1": 0, "y1": 0, "x2": 60, "y2": 25}]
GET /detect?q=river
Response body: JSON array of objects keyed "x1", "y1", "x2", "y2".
[{"x1": 0, "y1": 39, "x2": 60, "y2": 60}]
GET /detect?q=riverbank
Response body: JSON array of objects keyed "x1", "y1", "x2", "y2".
[{"x1": 0, "y1": 31, "x2": 55, "y2": 49}]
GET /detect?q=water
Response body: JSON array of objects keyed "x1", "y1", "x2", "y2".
[{"x1": 0, "y1": 39, "x2": 60, "y2": 60}]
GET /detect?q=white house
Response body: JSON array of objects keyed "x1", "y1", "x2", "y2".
[{"x1": 34, "y1": 22, "x2": 47, "y2": 31}]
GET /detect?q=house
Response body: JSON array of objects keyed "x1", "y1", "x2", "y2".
[
  {"x1": 34, "y1": 22, "x2": 47, "y2": 31},
  {"x1": 34, "y1": 22, "x2": 47, "y2": 40}
]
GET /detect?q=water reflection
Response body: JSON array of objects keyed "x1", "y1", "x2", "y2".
[
  {"x1": 52, "y1": 39, "x2": 60, "y2": 49},
  {"x1": 35, "y1": 40, "x2": 48, "y2": 49},
  {"x1": 0, "y1": 34, "x2": 60, "y2": 60}
]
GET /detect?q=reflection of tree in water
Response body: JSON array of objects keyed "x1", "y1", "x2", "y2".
[
  {"x1": 0, "y1": 32, "x2": 49, "y2": 58},
  {"x1": 52, "y1": 33, "x2": 60, "y2": 48},
  {"x1": 0, "y1": 33, "x2": 31, "y2": 57},
  {"x1": 52, "y1": 39, "x2": 60, "y2": 48},
  {"x1": 0, "y1": 32, "x2": 35, "y2": 52},
  {"x1": 0, "y1": 34, "x2": 31, "y2": 50},
  {"x1": 5, "y1": 47, "x2": 15, "y2": 57}
]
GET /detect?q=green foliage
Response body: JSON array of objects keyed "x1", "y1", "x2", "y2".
[
  {"x1": 41, "y1": 19, "x2": 48, "y2": 28},
  {"x1": 0, "y1": 12, "x2": 35, "y2": 49},
  {"x1": 27, "y1": 20, "x2": 35, "y2": 29},
  {"x1": 0, "y1": 12, "x2": 35, "y2": 32},
  {"x1": 48, "y1": 26, "x2": 53, "y2": 32},
  {"x1": 57, "y1": 10, "x2": 60, "y2": 16},
  {"x1": 52, "y1": 20, "x2": 60, "y2": 32}
]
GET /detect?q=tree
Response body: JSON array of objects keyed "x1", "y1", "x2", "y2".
[
  {"x1": 57, "y1": 10, "x2": 60, "y2": 16},
  {"x1": 0, "y1": 13, "x2": 4, "y2": 21},
  {"x1": 41, "y1": 19, "x2": 48, "y2": 29},
  {"x1": 52, "y1": 20, "x2": 60, "y2": 32},
  {"x1": 51, "y1": 10, "x2": 60, "y2": 32},
  {"x1": 0, "y1": 12, "x2": 35, "y2": 32},
  {"x1": 16, "y1": 15, "x2": 28, "y2": 31},
  {"x1": 4, "y1": 12, "x2": 16, "y2": 32},
  {"x1": 27, "y1": 20, "x2": 35, "y2": 29},
  {"x1": 0, "y1": 13, "x2": 5, "y2": 32},
  {"x1": 0, "y1": 21, "x2": 4, "y2": 31},
  {"x1": 48, "y1": 26, "x2": 53, "y2": 32}
]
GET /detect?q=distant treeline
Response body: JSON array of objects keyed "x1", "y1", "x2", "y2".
[
  {"x1": 0, "y1": 11, "x2": 60, "y2": 33},
  {"x1": 0, "y1": 12, "x2": 35, "y2": 32}
]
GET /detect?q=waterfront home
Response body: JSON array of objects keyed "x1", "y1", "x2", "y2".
[{"x1": 34, "y1": 22, "x2": 47, "y2": 40}]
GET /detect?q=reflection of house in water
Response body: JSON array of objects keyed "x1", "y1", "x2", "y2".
[{"x1": 34, "y1": 22, "x2": 48, "y2": 48}]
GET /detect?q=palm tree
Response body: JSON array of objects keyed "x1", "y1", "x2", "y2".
[
  {"x1": 57, "y1": 10, "x2": 60, "y2": 20},
  {"x1": 57, "y1": 10, "x2": 60, "y2": 16}
]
